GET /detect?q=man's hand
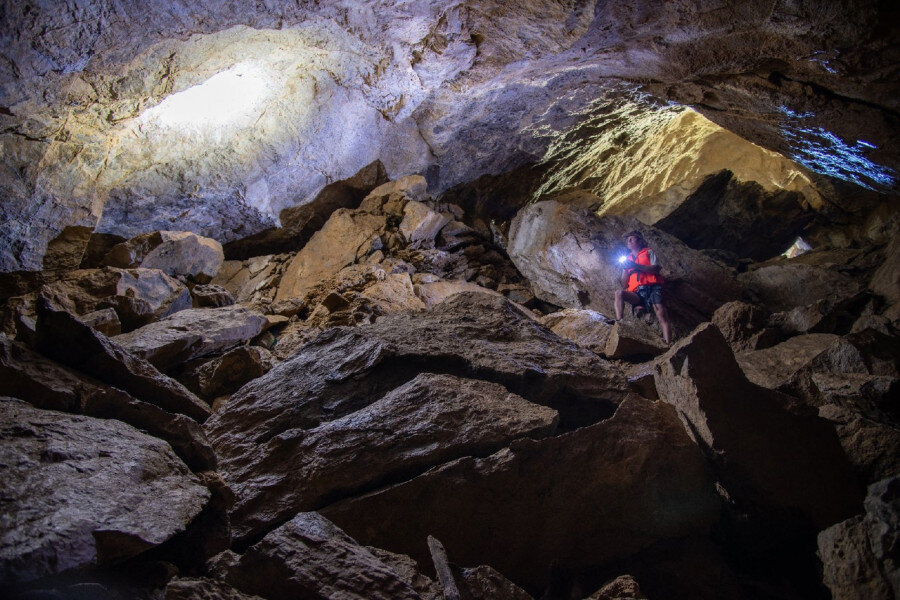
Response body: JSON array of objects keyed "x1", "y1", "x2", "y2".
[{"x1": 623, "y1": 258, "x2": 637, "y2": 270}]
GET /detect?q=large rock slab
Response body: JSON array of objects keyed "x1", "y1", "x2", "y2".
[
  {"x1": 739, "y1": 261, "x2": 864, "y2": 314},
  {"x1": 735, "y1": 333, "x2": 840, "y2": 389},
  {"x1": 539, "y1": 308, "x2": 613, "y2": 355},
  {"x1": 113, "y1": 306, "x2": 268, "y2": 371},
  {"x1": 321, "y1": 397, "x2": 719, "y2": 592},
  {"x1": 818, "y1": 476, "x2": 900, "y2": 600},
  {"x1": 103, "y1": 231, "x2": 224, "y2": 283},
  {"x1": 0, "y1": 336, "x2": 216, "y2": 472},
  {"x1": 218, "y1": 512, "x2": 423, "y2": 600},
  {"x1": 35, "y1": 297, "x2": 211, "y2": 422},
  {"x1": 275, "y1": 209, "x2": 387, "y2": 302},
  {"x1": 40, "y1": 267, "x2": 192, "y2": 331},
  {"x1": 224, "y1": 373, "x2": 559, "y2": 545},
  {"x1": 180, "y1": 346, "x2": 274, "y2": 400},
  {"x1": 206, "y1": 292, "x2": 628, "y2": 474},
  {"x1": 818, "y1": 404, "x2": 900, "y2": 485},
  {"x1": 603, "y1": 319, "x2": 669, "y2": 360},
  {"x1": 507, "y1": 201, "x2": 742, "y2": 332},
  {"x1": 399, "y1": 200, "x2": 451, "y2": 247},
  {"x1": 652, "y1": 322, "x2": 863, "y2": 529},
  {"x1": 0, "y1": 398, "x2": 209, "y2": 584},
  {"x1": 414, "y1": 279, "x2": 502, "y2": 309},
  {"x1": 711, "y1": 300, "x2": 781, "y2": 352}
]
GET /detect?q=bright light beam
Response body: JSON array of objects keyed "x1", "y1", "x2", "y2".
[{"x1": 139, "y1": 63, "x2": 273, "y2": 131}]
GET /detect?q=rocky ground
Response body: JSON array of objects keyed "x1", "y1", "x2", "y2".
[{"x1": 1, "y1": 170, "x2": 898, "y2": 600}]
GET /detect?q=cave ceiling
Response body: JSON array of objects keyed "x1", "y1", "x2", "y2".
[{"x1": 1, "y1": 0, "x2": 897, "y2": 270}]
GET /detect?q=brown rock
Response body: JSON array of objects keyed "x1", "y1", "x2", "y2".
[
  {"x1": 224, "y1": 373, "x2": 558, "y2": 545},
  {"x1": 818, "y1": 476, "x2": 900, "y2": 600},
  {"x1": 458, "y1": 565, "x2": 534, "y2": 600},
  {"x1": 275, "y1": 209, "x2": 387, "y2": 302},
  {"x1": 399, "y1": 200, "x2": 451, "y2": 247},
  {"x1": 181, "y1": 346, "x2": 274, "y2": 400},
  {"x1": 322, "y1": 397, "x2": 719, "y2": 592},
  {"x1": 77, "y1": 307, "x2": 122, "y2": 336},
  {"x1": 818, "y1": 404, "x2": 900, "y2": 484},
  {"x1": 711, "y1": 301, "x2": 780, "y2": 352},
  {"x1": 739, "y1": 261, "x2": 864, "y2": 314},
  {"x1": 220, "y1": 512, "x2": 423, "y2": 600},
  {"x1": 113, "y1": 306, "x2": 268, "y2": 371},
  {"x1": 0, "y1": 336, "x2": 216, "y2": 472},
  {"x1": 103, "y1": 231, "x2": 225, "y2": 283},
  {"x1": 653, "y1": 323, "x2": 863, "y2": 528},
  {"x1": 165, "y1": 578, "x2": 265, "y2": 600},
  {"x1": 365, "y1": 547, "x2": 441, "y2": 600},
  {"x1": 539, "y1": 308, "x2": 614, "y2": 354},
  {"x1": 585, "y1": 575, "x2": 647, "y2": 600},
  {"x1": 191, "y1": 284, "x2": 235, "y2": 308},
  {"x1": 735, "y1": 333, "x2": 840, "y2": 389},
  {"x1": 414, "y1": 279, "x2": 503, "y2": 309},
  {"x1": 42, "y1": 225, "x2": 93, "y2": 272},
  {"x1": 359, "y1": 272, "x2": 426, "y2": 313},
  {"x1": 604, "y1": 319, "x2": 669, "y2": 360},
  {"x1": 0, "y1": 398, "x2": 209, "y2": 584},
  {"x1": 35, "y1": 296, "x2": 211, "y2": 422}
]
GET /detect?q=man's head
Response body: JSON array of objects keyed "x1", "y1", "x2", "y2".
[{"x1": 623, "y1": 230, "x2": 647, "y2": 251}]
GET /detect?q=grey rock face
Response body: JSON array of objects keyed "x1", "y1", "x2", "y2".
[
  {"x1": 113, "y1": 305, "x2": 268, "y2": 371},
  {"x1": 652, "y1": 323, "x2": 863, "y2": 529},
  {"x1": 219, "y1": 512, "x2": 423, "y2": 600},
  {"x1": 321, "y1": 397, "x2": 719, "y2": 593},
  {"x1": 736, "y1": 333, "x2": 841, "y2": 389},
  {"x1": 739, "y1": 261, "x2": 864, "y2": 314},
  {"x1": 0, "y1": 336, "x2": 216, "y2": 472},
  {"x1": 0, "y1": 398, "x2": 209, "y2": 584},
  {"x1": 103, "y1": 231, "x2": 225, "y2": 283},
  {"x1": 818, "y1": 476, "x2": 900, "y2": 600},
  {"x1": 165, "y1": 578, "x2": 265, "y2": 600},
  {"x1": 222, "y1": 373, "x2": 558, "y2": 545},
  {"x1": 35, "y1": 296, "x2": 211, "y2": 422}
]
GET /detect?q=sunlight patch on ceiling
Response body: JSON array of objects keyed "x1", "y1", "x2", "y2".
[{"x1": 138, "y1": 63, "x2": 276, "y2": 134}]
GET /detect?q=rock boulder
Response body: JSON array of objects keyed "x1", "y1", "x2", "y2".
[{"x1": 103, "y1": 231, "x2": 224, "y2": 283}]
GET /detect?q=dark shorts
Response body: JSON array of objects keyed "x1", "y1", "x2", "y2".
[{"x1": 636, "y1": 284, "x2": 664, "y2": 307}]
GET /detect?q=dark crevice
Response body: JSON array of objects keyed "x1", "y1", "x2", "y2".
[{"x1": 769, "y1": 71, "x2": 900, "y2": 120}]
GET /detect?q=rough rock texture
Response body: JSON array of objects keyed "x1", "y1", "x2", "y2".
[
  {"x1": 739, "y1": 261, "x2": 864, "y2": 314},
  {"x1": 0, "y1": 336, "x2": 216, "y2": 472},
  {"x1": 221, "y1": 373, "x2": 558, "y2": 545},
  {"x1": 40, "y1": 267, "x2": 192, "y2": 331},
  {"x1": 103, "y1": 231, "x2": 224, "y2": 283},
  {"x1": 818, "y1": 404, "x2": 900, "y2": 484},
  {"x1": 711, "y1": 301, "x2": 781, "y2": 352},
  {"x1": 191, "y1": 284, "x2": 235, "y2": 308},
  {"x1": 165, "y1": 578, "x2": 265, "y2": 600},
  {"x1": 35, "y1": 296, "x2": 211, "y2": 422},
  {"x1": 736, "y1": 333, "x2": 841, "y2": 389},
  {"x1": 414, "y1": 279, "x2": 502, "y2": 309},
  {"x1": 218, "y1": 512, "x2": 423, "y2": 600},
  {"x1": 539, "y1": 308, "x2": 613, "y2": 355},
  {"x1": 652, "y1": 323, "x2": 862, "y2": 529},
  {"x1": 507, "y1": 200, "x2": 743, "y2": 331},
  {"x1": 206, "y1": 293, "x2": 628, "y2": 471},
  {"x1": 0, "y1": 398, "x2": 209, "y2": 584},
  {"x1": 113, "y1": 305, "x2": 267, "y2": 371},
  {"x1": 586, "y1": 575, "x2": 647, "y2": 600},
  {"x1": 400, "y1": 200, "x2": 451, "y2": 247},
  {"x1": 180, "y1": 346, "x2": 274, "y2": 400},
  {"x1": 275, "y1": 209, "x2": 387, "y2": 302},
  {"x1": 322, "y1": 397, "x2": 719, "y2": 593},
  {"x1": 604, "y1": 319, "x2": 669, "y2": 360},
  {"x1": 818, "y1": 476, "x2": 900, "y2": 600},
  {"x1": 457, "y1": 565, "x2": 535, "y2": 600}
]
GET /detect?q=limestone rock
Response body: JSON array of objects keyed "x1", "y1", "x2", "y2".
[
  {"x1": 206, "y1": 292, "x2": 627, "y2": 476},
  {"x1": 818, "y1": 476, "x2": 900, "y2": 600},
  {"x1": 414, "y1": 279, "x2": 503, "y2": 309},
  {"x1": 818, "y1": 404, "x2": 900, "y2": 484},
  {"x1": 0, "y1": 398, "x2": 209, "y2": 584},
  {"x1": 359, "y1": 272, "x2": 426, "y2": 313},
  {"x1": 322, "y1": 397, "x2": 719, "y2": 593},
  {"x1": 211, "y1": 255, "x2": 284, "y2": 306},
  {"x1": 711, "y1": 301, "x2": 780, "y2": 352},
  {"x1": 604, "y1": 319, "x2": 669, "y2": 360},
  {"x1": 42, "y1": 226, "x2": 94, "y2": 272},
  {"x1": 0, "y1": 336, "x2": 216, "y2": 472},
  {"x1": 585, "y1": 575, "x2": 647, "y2": 600},
  {"x1": 103, "y1": 231, "x2": 224, "y2": 283},
  {"x1": 539, "y1": 308, "x2": 613, "y2": 354},
  {"x1": 735, "y1": 333, "x2": 840, "y2": 389},
  {"x1": 180, "y1": 346, "x2": 274, "y2": 400},
  {"x1": 223, "y1": 373, "x2": 559, "y2": 545},
  {"x1": 191, "y1": 284, "x2": 235, "y2": 308},
  {"x1": 739, "y1": 261, "x2": 864, "y2": 314},
  {"x1": 40, "y1": 267, "x2": 192, "y2": 331},
  {"x1": 365, "y1": 547, "x2": 442, "y2": 600},
  {"x1": 113, "y1": 306, "x2": 268, "y2": 371},
  {"x1": 165, "y1": 578, "x2": 265, "y2": 600},
  {"x1": 870, "y1": 233, "x2": 900, "y2": 309},
  {"x1": 219, "y1": 512, "x2": 423, "y2": 600},
  {"x1": 652, "y1": 323, "x2": 862, "y2": 528},
  {"x1": 507, "y1": 201, "x2": 742, "y2": 332},
  {"x1": 77, "y1": 307, "x2": 122, "y2": 336},
  {"x1": 35, "y1": 297, "x2": 211, "y2": 422},
  {"x1": 399, "y1": 200, "x2": 451, "y2": 247},
  {"x1": 457, "y1": 565, "x2": 535, "y2": 600},
  {"x1": 275, "y1": 209, "x2": 387, "y2": 302},
  {"x1": 362, "y1": 175, "x2": 429, "y2": 210}
]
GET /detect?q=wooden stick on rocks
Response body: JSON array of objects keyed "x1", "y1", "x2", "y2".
[{"x1": 427, "y1": 535, "x2": 461, "y2": 600}]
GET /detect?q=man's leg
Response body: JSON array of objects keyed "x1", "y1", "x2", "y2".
[
  {"x1": 652, "y1": 302, "x2": 672, "y2": 344},
  {"x1": 614, "y1": 290, "x2": 641, "y2": 320}
]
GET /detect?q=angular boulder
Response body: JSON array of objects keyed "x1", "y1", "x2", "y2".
[
  {"x1": 818, "y1": 476, "x2": 900, "y2": 600},
  {"x1": 507, "y1": 201, "x2": 742, "y2": 331},
  {"x1": 735, "y1": 333, "x2": 840, "y2": 389},
  {"x1": 165, "y1": 578, "x2": 265, "y2": 600},
  {"x1": 113, "y1": 306, "x2": 268, "y2": 371},
  {"x1": 586, "y1": 575, "x2": 647, "y2": 600},
  {"x1": 275, "y1": 209, "x2": 387, "y2": 302},
  {"x1": 40, "y1": 267, "x2": 192, "y2": 331},
  {"x1": 0, "y1": 336, "x2": 216, "y2": 472},
  {"x1": 321, "y1": 397, "x2": 719, "y2": 592},
  {"x1": 539, "y1": 308, "x2": 614, "y2": 354},
  {"x1": 603, "y1": 319, "x2": 669, "y2": 360},
  {"x1": 399, "y1": 200, "x2": 451, "y2": 247},
  {"x1": 653, "y1": 323, "x2": 863, "y2": 529},
  {"x1": 414, "y1": 279, "x2": 503, "y2": 309},
  {"x1": 711, "y1": 300, "x2": 780, "y2": 352},
  {"x1": 180, "y1": 346, "x2": 274, "y2": 400},
  {"x1": 818, "y1": 404, "x2": 900, "y2": 484},
  {"x1": 457, "y1": 565, "x2": 535, "y2": 600},
  {"x1": 218, "y1": 512, "x2": 423, "y2": 600},
  {"x1": 206, "y1": 292, "x2": 628, "y2": 474},
  {"x1": 103, "y1": 231, "x2": 224, "y2": 283},
  {"x1": 224, "y1": 373, "x2": 558, "y2": 544},
  {"x1": 35, "y1": 297, "x2": 211, "y2": 422},
  {"x1": 191, "y1": 284, "x2": 235, "y2": 308},
  {"x1": 738, "y1": 261, "x2": 864, "y2": 314},
  {"x1": 359, "y1": 272, "x2": 426, "y2": 313},
  {"x1": 0, "y1": 398, "x2": 209, "y2": 584}
]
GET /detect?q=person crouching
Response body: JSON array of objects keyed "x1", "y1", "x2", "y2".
[{"x1": 613, "y1": 230, "x2": 672, "y2": 344}]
